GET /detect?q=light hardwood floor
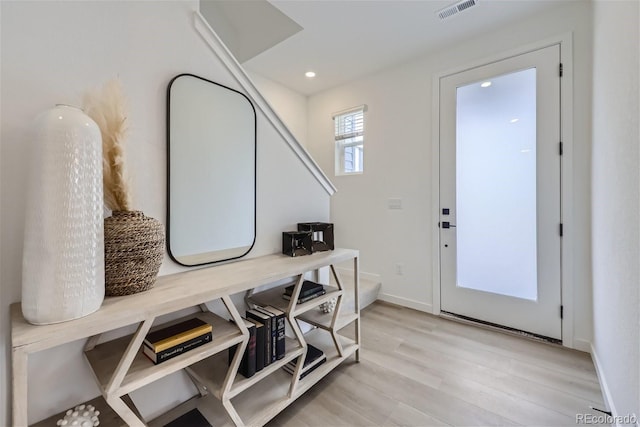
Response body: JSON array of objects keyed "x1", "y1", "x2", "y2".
[{"x1": 267, "y1": 302, "x2": 606, "y2": 427}]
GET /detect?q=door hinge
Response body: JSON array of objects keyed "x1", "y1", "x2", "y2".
[
  {"x1": 559, "y1": 141, "x2": 563, "y2": 155},
  {"x1": 559, "y1": 63, "x2": 563, "y2": 77},
  {"x1": 559, "y1": 223, "x2": 563, "y2": 236},
  {"x1": 560, "y1": 305, "x2": 564, "y2": 319}
]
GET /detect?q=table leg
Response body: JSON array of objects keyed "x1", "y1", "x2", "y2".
[{"x1": 12, "y1": 347, "x2": 28, "y2": 427}]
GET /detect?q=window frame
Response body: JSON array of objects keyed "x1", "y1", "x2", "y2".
[{"x1": 333, "y1": 105, "x2": 367, "y2": 176}]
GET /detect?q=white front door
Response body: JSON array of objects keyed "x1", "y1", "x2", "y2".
[{"x1": 439, "y1": 45, "x2": 562, "y2": 340}]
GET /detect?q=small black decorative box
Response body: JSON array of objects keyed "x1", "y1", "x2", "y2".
[
  {"x1": 282, "y1": 231, "x2": 313, "y2": 257},
  {"x1": 297, "y1": 222, "x2": 334, "y2": 252}
]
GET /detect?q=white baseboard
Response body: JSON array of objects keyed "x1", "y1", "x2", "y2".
[
  {"x1": 377, "y1": 293, "x2": 433, "y2": 313},
  {"x1": 590, "y1": 344, "x2": 618, "y2": 423}
]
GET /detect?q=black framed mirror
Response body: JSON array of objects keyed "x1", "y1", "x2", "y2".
[{"x1": 167, "y1": 74, "x2": 256, "y2": 266}]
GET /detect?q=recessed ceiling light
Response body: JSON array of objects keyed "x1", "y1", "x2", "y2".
[
  {"x1": 510, "y1": 118, "x2": 519, "y2": 123},
  {"x1": 480, "y1": 81, "x2": 492, "y2": 88},
  {"x1": 305, "y1": 71, "x2": 316, "y2": 78}
]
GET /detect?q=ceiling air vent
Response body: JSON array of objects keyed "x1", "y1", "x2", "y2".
[{"x1": 437, "y1": 0, "x2": 478, "y2": 21}]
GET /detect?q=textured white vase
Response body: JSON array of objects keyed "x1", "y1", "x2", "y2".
[{"x1": 22, "y1": 105, "x2": 105, "y2": 325}]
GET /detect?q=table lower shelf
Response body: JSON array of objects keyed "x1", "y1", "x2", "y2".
[
  {"x1": 150, "y1": 329, "x2": 359, "y2": 427},
  {"x1": 84, "y1": 311, "x2": 243, "y2": 397},
  {"x1": 186, "y1": 336, "x2": 304, "y2": 399}
]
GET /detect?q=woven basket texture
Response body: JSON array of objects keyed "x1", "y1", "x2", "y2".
[{"x1": 104, "y1": 210, "x2": 164, "y2": 296}]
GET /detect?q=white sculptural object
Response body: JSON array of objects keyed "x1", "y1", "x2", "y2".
[{"x1": 56, "y1": 404, "x2": 100, "y2": 427}]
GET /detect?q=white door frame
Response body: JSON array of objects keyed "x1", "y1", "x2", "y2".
[{"x1": 431, "y1": 33, "x2": 576, "y2": 348}]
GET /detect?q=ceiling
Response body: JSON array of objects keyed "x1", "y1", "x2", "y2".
[{"x1": 240, "y1": 0, "x2": 567, "y2": 96}]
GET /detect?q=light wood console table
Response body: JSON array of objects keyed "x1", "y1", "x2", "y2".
[{"x1": 11, "y1": 248, "x2": 360, "y2": 427}]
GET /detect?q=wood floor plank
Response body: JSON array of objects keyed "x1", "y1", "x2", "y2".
[
  {"x1": 486, "y1": 373, "x2": 606, "y2": 418},
  {"x1": 391, "y1": 311, "x2": 599, "y2": 386},
  {"x1": 358, "y1": 323, "x2": 404, "y2": 354},
  {"x1": 376, "y1": 306, "x2": 598, "y2": 383},
  {"x1": 394, "y1": 331, "x2": 603, "y2": 405},
  {"x1": 320, "y1": 368, "x2": 400, "y2": 425},
  {"x1": 294, "y1": 390, "x2": 381, "y2": 426},
  {"x1": 438, "y1": 372, "x2": 577, "y2": 426},
  {"x1": 394, "y1": 324, "x2": 514, "y2": 372},
  {"x1": 266, "y1": 302, "x2": 605, "y2": 427},
  {"x1": 359, "y1": 346, "x2": 445, "y2": 390},
  {"x1": 383, "y1": 402, "x2": 451, "y2": 427},
  {"x1": 367, "y1": 302, "x2": 439, "y2": 332},
  {"x1": 340, "y1": 360, "x2": 520, "y2": 426},
  {"x1": 507, "y1": 358, "x2": 604, "y2": 402},
  {"x1": 436, "y1": 316, "x2": 598, "y2": 376}
]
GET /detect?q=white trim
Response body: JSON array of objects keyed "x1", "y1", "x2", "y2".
[
  {"x1": 332, "y1": 104, "x2": 368, "y2": 119},
  {"x1": 559, "y1": 32, "x2": 575, "y2": 349},
  {"x1": 431, "y1": 64, "x2": 442, "y2": 316},
  {"x1": 193, "y1": 12, "x2": 336, "y2": 196},
  {"x1": 437, "y1": 33, "x2": 572, "y2": 78},
  {"x1": 431, "y1": 32, "x2": 575, "y2": 347},
  {"x1": 591, "y1": 344, "x2": 618, "y2": 422},
  {"x1": 377, "y1": 293, "x2": 433, "y2": 314}
]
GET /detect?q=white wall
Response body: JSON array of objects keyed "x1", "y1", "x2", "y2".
[
  {"x1": 0, "y1": 1, "x2": 329, "y2": 425},
  {"x1": 307, "y1": 0, "x2": 594, "y2": 344},
  {"x1": 591, "y1": 0, "x2": 639, "y2": 420},
  {"x1": 248, "y1": 71, "x2": 309, "y2": 147}
]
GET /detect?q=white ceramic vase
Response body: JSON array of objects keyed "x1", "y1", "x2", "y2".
[{"x1": 22, "y1": 105, "x2": 105, "y2": 325}]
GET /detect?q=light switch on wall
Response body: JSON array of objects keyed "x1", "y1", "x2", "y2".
[{"x1": 388, "y1": 198, "x2": 402, "y2": 209}]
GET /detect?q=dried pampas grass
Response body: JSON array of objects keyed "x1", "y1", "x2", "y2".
[{"x1": 83, "y1": 79, "x2": 132, "y2": 211}]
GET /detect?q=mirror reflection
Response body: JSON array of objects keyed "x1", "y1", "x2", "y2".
[{"x1": 167, "y1": 74, "x2": 256, "y2": 266}]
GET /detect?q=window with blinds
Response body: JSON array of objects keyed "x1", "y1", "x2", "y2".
[{"x1": 333, "y1": 105, "x2": 366, "y2": 175}]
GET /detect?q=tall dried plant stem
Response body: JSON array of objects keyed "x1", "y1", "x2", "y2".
[{"x1": 83, "y1": 79, "x2": 132, "y2": 211}]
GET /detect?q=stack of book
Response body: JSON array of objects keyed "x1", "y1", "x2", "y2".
[
  {"x1": 282, "y1": 280, "x2": 326, "y2": 304},
  {"x1": 143, "y1": 318, "x2": 212, "y2": 365},
  {"x1": 230, "y1": 305, "x2": 286, "y2": 378},
  {"x1": 283, "y1": 344, "x2": 326, "y2": 380}
]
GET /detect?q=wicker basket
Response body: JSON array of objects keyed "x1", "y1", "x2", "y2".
[{"x1": 104, "y1": 210, "x2": 164, "y2": 296}]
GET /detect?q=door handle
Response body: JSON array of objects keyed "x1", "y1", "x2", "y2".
[{"x1": 441, "y1": 221, "x2": 456, "y2": 229}]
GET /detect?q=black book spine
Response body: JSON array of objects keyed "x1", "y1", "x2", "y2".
[
  {"x1": 299, "y1": 358, "x2": 326, "y2": 379},
  {"x1": 274, "y1": 313, "x2": 285, "y2": 360},
  {"x1": 246, "y1": 311, "x2": 271, "y2": 367},
  {"x1": 254, "y1": 323, "x2": 265, "y2": 372},
  {"x1": 285, "y1": 285, "x2": 324, "y2": 298},
  {"x1": 246, "y1": 325, "x2": 257, "y2": 377},
  {"x1": 283, "y1": 289, "x2": 326, "y2": 303},
  {"x1": 145, "y1": 332, "x2": 212, "y2": 364},
  {"x1": 260, "y1": 306, "x2": 285, "y2": 360},
  {"x1": 301, "y1": 287, "x2": 324, "y2": 298},
  {"x1": 266, "y1": 314, "x2": 276, "y2": 362},
  {"x1": 228, "y1": 323, "x2": 256, "y2": 378},
  {"x1": 255, "y1": 307, "x2": 277, "y2": 363}
]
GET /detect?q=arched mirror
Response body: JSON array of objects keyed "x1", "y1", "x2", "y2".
[{"x1": 167, "y1": 74, "x2": 256, "y2": 266}]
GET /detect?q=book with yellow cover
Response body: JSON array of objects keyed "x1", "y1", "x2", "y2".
[{"x1": 144, "y1": 318, "x2": 212, "y2": 352}]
